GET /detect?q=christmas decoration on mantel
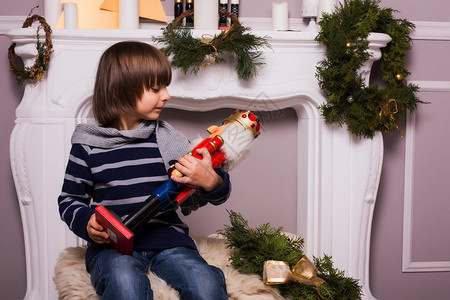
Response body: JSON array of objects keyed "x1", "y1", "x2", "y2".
[
  {"x1": 219, "y1": 211, "x2": 363, "y2": 300},
  {"x1": 8, "y1": 13, "x2": 53, "y2": 86},
  {"x1": 152, "y1": 9, "x2": 270, "y2": 81},
  {"x1": 315, "y1": 0, "x2": 422, "y2": 138}
]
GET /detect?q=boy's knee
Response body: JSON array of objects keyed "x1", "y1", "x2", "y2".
[
  {"x1": 189, "y1": 266, "x2": 227, "y2": 299},
  {"x1": 108, "y1": 268, "x2": 140, "y2": 286},
  {"x1": 98, "y1": 268, "x2": 151, "y2": 299},
  {"x1": 90, "y1": 253, "x2": 150, "y2": 298},
  {"x1": 110, "y1": 259, "x2": 147, "y2": 285}
]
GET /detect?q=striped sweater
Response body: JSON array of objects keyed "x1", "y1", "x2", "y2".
[{"x1": 57, "y1": 120, "x2": 231, "y2": 265}]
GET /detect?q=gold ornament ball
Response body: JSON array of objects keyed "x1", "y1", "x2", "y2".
[
  {"x1": 395, "y1": 73, "x2": 404, "y2": 81},
  {"x1": 346, "y1": 42, "x2": 352, "y2": 48}
]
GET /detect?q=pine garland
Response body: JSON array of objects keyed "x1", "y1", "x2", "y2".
[
  {"x1": 152, "y1": 9, "x2": 270, "y2": 81},
  {"x1": 219, "y1": 211, "x2": 363, "y2": 299},
  {"x1": 315, "y1": 0, "x2": 421, "y2": 138}
]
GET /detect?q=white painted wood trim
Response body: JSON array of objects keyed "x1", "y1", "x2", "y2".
[
  {"x1": 411, "y1": 21, "x2": 450, "y2": 40},
  {"x1": 0, "y1": 15, "x2": 25, "y2": 34},
  {"x1": 402, "y1": 80, "x2": 450, "y2": 273},
  {"x1": 2, "y1": 16, "x2": 450, "y2": 40}
]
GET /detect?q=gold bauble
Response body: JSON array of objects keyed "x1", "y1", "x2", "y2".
[{"x1": 395, "y1": 73, "x2": 404, "y2": 81}]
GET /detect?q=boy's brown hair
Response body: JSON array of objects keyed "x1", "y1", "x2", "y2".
[{"x1": 93, "y1": 41, "x2": 172, "y2": 127}]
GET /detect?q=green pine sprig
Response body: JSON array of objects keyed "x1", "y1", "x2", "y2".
[
  {"x1": 219, "y1": 211, "x2": 363, "y2": 299},
  {"x1": 219, "y1": 210, "x2": 305, "y2": 275},
  {"x1": 315, "y1": 0, "x2": 422, "y2": 138},
  {"x1": 152, "y1": 11, "x2": 270, "y2": 81}
]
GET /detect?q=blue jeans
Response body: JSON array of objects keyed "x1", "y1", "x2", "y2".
[{"x1": 87, "y1": 246, "x2": 228, "y2": 300}]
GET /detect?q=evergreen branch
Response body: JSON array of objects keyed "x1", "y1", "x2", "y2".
[
  {"x1": 219, "y1": 211, "x2": 363, "y2": 299},
  {"x1": 315, "y1": 0, "x2": 423, "y2": 138},
  {"x1": 152, "y1": 9, "x2": 270, "y2": 81}
]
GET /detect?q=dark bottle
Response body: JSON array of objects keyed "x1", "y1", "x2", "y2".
[
  {"x1": 174, "y1": 0, "x2": 183, "y2": 19},
  {"x1": 185, "y1": 0, "x2": 194, "y2": 27},
  {"x1": 219, "y1": 0, "x2": 228, "y2": 27},
  {"x1": 230, "y1": 0, "x2": 239, "y2": 24}
]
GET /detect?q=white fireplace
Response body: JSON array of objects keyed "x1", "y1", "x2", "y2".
[{"x1": 8, "y1": 26, "x2": 389, "y2": 299}]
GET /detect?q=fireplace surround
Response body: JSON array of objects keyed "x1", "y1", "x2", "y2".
[{"x1": 8, "y1": 27, "x2": 389, "y2": 299}]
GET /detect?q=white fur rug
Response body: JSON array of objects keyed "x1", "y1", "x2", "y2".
[{"x1": 54, "y1": 235, "x2": 284, "y2": 300}]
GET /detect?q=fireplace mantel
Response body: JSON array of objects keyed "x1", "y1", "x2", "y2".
[{"x1": 8, "y1": 28, "x2": 389, "y2": 300}]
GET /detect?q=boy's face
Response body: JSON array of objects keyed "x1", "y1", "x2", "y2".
[
  {"x1": 119, "y1": 85, "x2": 170, "y2": 130},
  {"x1": 135, "y1": 86, "x2": 170, "y2": 121}
]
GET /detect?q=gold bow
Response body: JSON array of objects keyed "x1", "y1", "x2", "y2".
[
  {"x1": 379, "y1": 98, "x2": 405, "y2": 137},
  {"x1": 379, "y1": 98, "x2": 398, "y2": 121},
  {"x1": 198, "y1": 34, "x2": 218, "y2": 68},
  {"x1": 198, "y1": 26, "x2": 233, "y2": 68},
  {"x1": 263, "y1": 256, "x2": 326, "y2": 287}
]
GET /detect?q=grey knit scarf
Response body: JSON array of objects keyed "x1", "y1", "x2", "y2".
[{"x1": 71, "y1": 120, "x2": 189, "y2": 170}]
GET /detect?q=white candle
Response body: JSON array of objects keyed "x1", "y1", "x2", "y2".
[
  {"x1": 272, "y1": 2, "x2": 288, "y2": 31},
  {"x1": 318, "y1": 0, "x2": 338, "y2": 20},
  {"x1": 44, "y1": 0, "x2": 62, "y2": 27},
  {"x1": 119, "y1": 0, "x2": 139, "y2": 29},
  {"x1": 302, "y1": 0, "x2": 319, "y2": 18},
  {"x1": 64, "y1": 3, "x2": 78, "y2": 29},
  {"x1": 194, "y1": 0, "x2": 219, "y2": 30}
]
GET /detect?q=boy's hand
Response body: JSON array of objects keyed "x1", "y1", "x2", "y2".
[
  {"x1": 86, "y1": 213, "x2": 110, "y2": 244},
  {"x1": 171, "y1": 147, "x2": 222, "y2": 192}
]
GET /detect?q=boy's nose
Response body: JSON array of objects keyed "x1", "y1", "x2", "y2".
[{"x1": 161, "y1": 87, "x2": 171, "y2": 101}]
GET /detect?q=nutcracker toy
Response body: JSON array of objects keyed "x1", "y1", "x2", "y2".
[{"x1": 95, "y1": 109, "x2": 261, "y2": 255}]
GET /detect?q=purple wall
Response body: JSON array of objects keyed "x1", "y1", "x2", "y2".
[
  {"x1": 0, "y1": 35, "x2": 27, "y2": 299},
  {"x1": 0, "y1": 2, "x2": 44, "y2": 299},
  {"x1": 1, "y1": 1, "x2": 449, "y2": 299},
  {"x1": 369, "y1": 1, "x2": 450, "y2": 299}
]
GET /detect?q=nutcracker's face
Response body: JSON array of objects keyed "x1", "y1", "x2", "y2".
[
  {"x1": 207, "y1": 109, "x2": 261, "y2": 138},
  {"x1": 207, "y1": 124, "x2": 227, "y2": 137}
]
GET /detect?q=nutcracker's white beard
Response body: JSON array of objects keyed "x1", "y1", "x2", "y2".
[
  {"x1": 190, "y1": 122, "x2": 256, "y2": 171},
  {"x1": 220, "y1": 123, "x2": 255, "y2": 171}
]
